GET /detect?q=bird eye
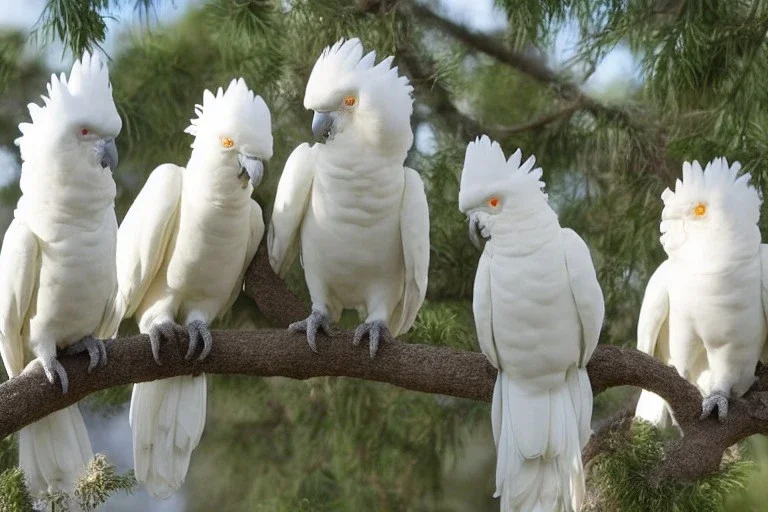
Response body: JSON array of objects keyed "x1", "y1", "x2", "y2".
[
  {"x1": 343, "y1": 95, "x2": 357, "y2": 108},
  {"x1": 80, "y1": 128, "x2": 89, "y2": 136},
  {"x1": 220, "y1": 136, "x2": 234, "y2": 149},
  {"x1": 693, "y1": 202, "x2": 707, "y2": 217},
  {"x1": 488, "y1": 197, "x2": 499, "y2": 208}
]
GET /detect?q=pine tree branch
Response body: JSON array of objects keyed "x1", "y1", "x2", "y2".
[
  {"x1": 406, "y1": 2, "x2": 678, "y2": 182},
  {"x1": 490, "y1": 101, "x2": 583, "y2": 134},
  {"x1": 3, "y1": 252, "x2": 768, "y2": 487}
]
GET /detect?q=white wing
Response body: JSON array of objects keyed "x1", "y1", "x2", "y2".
[
  {"x1": 635, "y1": 260, "x2": 671, "y2": 362},
  {"x1": 114, "y1": 164, "x2": 182, "y2": 321},
  {"x1": 267, "y1": 143, "x2": 315, "y2": 278},
  {"x1": 0, "y1": 220, "x2": 39, "y2": 378},
  {"x1": 390, "y1": 168, "x2": 430, "y2": 336},
  {"x1": 472, "y1": 252, "x2": 500, "y2": 370},
  {"x1": 562, "y1": 228, "x2": 605, "y2": 367},
  {"x1": 95, "y1": 212, "x2": 120, "y2": 339},
  {"x1": 760, "y1": 245, "x2": 768, "y2": 362},
  {"x1": 634, "y1": 260, "x2": 674, "y2": 427},
  {"x1": 219, "y1": 199, "x2": 265, "y2": 316}
]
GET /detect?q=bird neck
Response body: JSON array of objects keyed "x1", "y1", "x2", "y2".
[
  {"x1": 669, "y1": 227, "x2": 761, "y2": 272},
  {"x1": 490, "y1": 205, "x2": 561, "y2": 255},
  {"x1": 15, "y1": 157, "x2": 116, "y2": 232},
  {"x1": 183, "y1": 152, "x2": 251, "y2": 209}
]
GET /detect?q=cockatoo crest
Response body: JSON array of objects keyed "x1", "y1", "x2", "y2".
[
  {"x1": 15, "y1": 51, "x2": 121, "y2": 161},
  {"x1": 459, "y1": 135, "x2": 546, "y2": 213},
  {"x1": 661, "y1": 157, "x2": 760, "y2": 225},
  {"x1": 304, "y1": 38, "x2": 413, "y2": 112},
  {"x1": 660, "y1": 157, "x2": 761, "y2": 253},
  {"x1": 185, "y1": 78, "x2": 273, "y2": 159}
]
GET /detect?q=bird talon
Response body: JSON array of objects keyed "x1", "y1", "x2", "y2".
[
  {"x1": 148, "y1": 321, "x2": 183, "y2": 365},
  {"x1": 290, "y1": 310, "x2": 331, "y2": 352},
  {"x1": 38, "y1": 356, "x2": 69, "y2": 394},
  {"x1": 352, "y1": 320, "x2": 391, "y2": 358},
  {"x1": 63, "y1": 335, "x2": 108, "y2": 373},
  {"x1": 186, "y1": 320, "x2": 213, "y2": 361},
  {"x1": 700, "y1": 391, "x2": 729, "y2": 421}
]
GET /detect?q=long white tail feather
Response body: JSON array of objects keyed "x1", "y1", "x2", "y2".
[
  {"x1": 19, "y1": 405, "x2": 92, "y2": 498},
  {"x1": 493, "y1": 370, "x2": 589, "y2": 512},
  {"x1": 634, "y1": 390, "x2": 673, "y2": 429},
  {"x1": 130, "y1": 374, "x2": 207, "y2": 499}
]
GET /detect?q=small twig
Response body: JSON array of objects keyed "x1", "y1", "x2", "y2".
[{"x1": 491, "y1": 102, "x2": 583, "y2": 134}]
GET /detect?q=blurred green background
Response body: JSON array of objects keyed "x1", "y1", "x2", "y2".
[{"x1": 2, "y1": 0, "x2": 768, "y2": 510}]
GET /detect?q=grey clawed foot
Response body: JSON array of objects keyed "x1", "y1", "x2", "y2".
[
  {"x1": 186, "y1": 320, "x2": 213, "y2": 361},
  {"x1": 352, "y1": 319, "x2": 392, "y2": 359},
  {"x1": 700, "y1": 391, "x2": 729, "y2": 421},
  {"x1": 148, "y1": 321, "x2": 185, "y2": 365},
  {"x1": 63, "y1": 335, "x2": 108, "y2": 373},
  {"x1": 289, "y1": 310, "x2": 332, "y2": 353},
  {"x1": 38, "y1": 356, "x2": 69, "y2": 393}
]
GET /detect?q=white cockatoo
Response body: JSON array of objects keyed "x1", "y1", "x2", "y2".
[
  {"x1": 268, "y1": 38, "x2": 429, "y2": 356},
  {"x1": 0, "y1": 52, "x2": 121, "y2": 498},
  {"x1": 460, "y1": 136, "x2": 604, "y2": 511},
  {"x1": 635, "y1": 158, "x2": 767, "y2": 426},
  {"x1": 113, "y1": 79, "x2": 271, "y2": 499}
]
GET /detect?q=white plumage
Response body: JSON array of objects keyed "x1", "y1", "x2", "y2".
[
  {"x1": 0, "y1": 51, "x2": 122, "y2": 501},
  {"x1": 114, "y1": 79, "x2": 271, "y2": 498},
  {"x1": 461, "y1": 136, "x2": 604, "y2": 511},
  {"x1": 635, "y1": 157, "x2": 767, "y2": 425},
  {"x1": 268, "y1": 38, "x2": 429, "y2": 355}
]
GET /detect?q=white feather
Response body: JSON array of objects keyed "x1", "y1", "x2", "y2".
[
  {"x1": 461, "y1": 136, "x2": 603, "y2": 511},
  {"x1": 118, "y1": 83, "x2": 270, "y2": 499}
]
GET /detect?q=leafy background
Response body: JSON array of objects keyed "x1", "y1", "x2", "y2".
[{"x1": 1, "y1": 0, "x2": 768, "y2": 510}]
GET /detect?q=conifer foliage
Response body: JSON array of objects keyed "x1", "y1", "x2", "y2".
[{"x1": 1, "y1": 0, "x2": 768, "y2": 510}]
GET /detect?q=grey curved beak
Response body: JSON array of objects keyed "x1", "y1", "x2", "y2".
[
  {"x1": 312, "y1": 111, "x2": 335, "y2": 140},
  {"x1": 468, "y1": 215, "x2": 486, "y2": 251},
  {"x1": 238, "y1": 154, "x2": 264, "y2": 188},
  {"x1": 100, "y1": 139, "x2": 118, "y2": 170}
]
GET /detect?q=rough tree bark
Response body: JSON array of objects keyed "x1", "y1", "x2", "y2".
[{"x1": 2, "y1": 244, "x2": 768, "y2": 486}]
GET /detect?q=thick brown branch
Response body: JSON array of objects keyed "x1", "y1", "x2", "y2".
[
  {"x1": 2, "y1": 326, "x2": 768, "y2": 487},
  {"x1": 0, "y1": 328, "x2": 495, "y2": 440}
]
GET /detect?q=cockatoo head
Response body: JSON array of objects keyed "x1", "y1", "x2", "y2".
[
  {"x1": 659, "y1": 157, "x2": 761, "y2": 255},
  {"x1": 458, "y1": 136, "x2": 548, "y2": 249},
  {"x1": 304, "y1": 38, "x2": 414, "y2": 156},
  {"x1": 15, "y1": 51, "x2": 121, "y2": 172},
  {"x1": 185, "y1": 78, "x2": 273, "y2": 188}
]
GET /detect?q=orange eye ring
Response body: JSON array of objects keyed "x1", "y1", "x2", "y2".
[
  {"x1": 220, "y1": 136, "x2": 234, "y2": 149},
  {"x1": 488, "y1": 197, "x2": 499, "y2": 208},
  {"x1": 693, "y1": 203, "x2": 707, "y2": 217},
  {"x1": 344, "y1": 95, "x2": 357, "y2": 107}
]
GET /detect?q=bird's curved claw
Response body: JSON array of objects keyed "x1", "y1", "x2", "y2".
[
  {"x1": 186, "y1": 320, "x2": 213, "y2": 361},
  {"x1": 148, "y1": 321, "x2": 185, "y2": 365},
  {"x1": 38, "y1": 356, "x2": 69, "y2": 393},
  {"x1": 352, "y1": 319, "x2": 392, "y2": 359},
  {"x1": 289, "y1": 310, "x2": 332, "y2": 353},
  {"x1": 700, "y1": 391, "x2": 729, "y2": 421},
  {"x1": 63, "y1": 335, "x2": 109, "y2": 373}
]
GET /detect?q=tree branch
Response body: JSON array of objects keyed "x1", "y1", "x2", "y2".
[
  {"x1": 3, "y1": 250, "x2": 768, "y2": 487},
  {"x1": 490, "y1": 102, "x2": 583, "y2": 134},
  {"x1": 406, "y1": 2, "x2": 678, "y2": 182}
]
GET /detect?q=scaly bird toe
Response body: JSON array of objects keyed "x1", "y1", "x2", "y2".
[
  {"x1": 148, "y1": 321, "x2": 184, "y2": 365},
  {"x1": 289, "y1": 310, "x2": 332, "y2": 353},
  {"x1": 63, "y1": 335, "x2": 108, "y2": 373},
  {"x1": 700, "y1": 391, "x2": 729, "y2": 421},
  {"x1": 39, "y1": 356, "x2": 69, "y2": 393},
  {"x1": 186, "y1": 320, "x2": 213, "y2": 361},
  {"x1": 352, "y1": 320, "x2": 392, "y2": 359}
]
